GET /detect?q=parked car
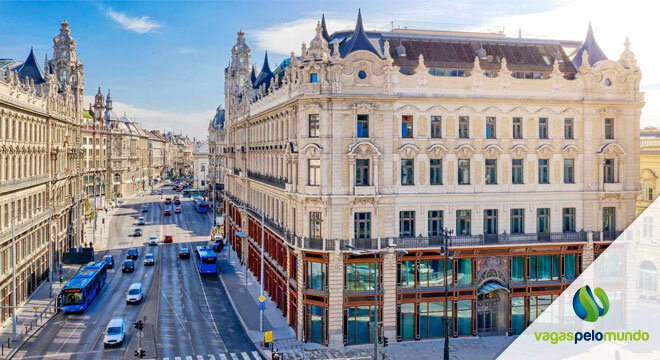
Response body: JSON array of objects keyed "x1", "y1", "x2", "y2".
[
  {"x1": 212, "y1": 239, "x2": 224, "y2": 252},
  {"x1": 178, "y1": 247, "x2": 190, "y2": 259},
  {"x1": 134, "y1": 228, "x2": 143, "y2": 236},
  {"x1": 103, "y1": 318, "x2": 126, "y2": 347},
  {"x1": 137, "y1": 217, "x2": 145, "y2": 225},
  {"x1": 126, "y1": 283, "x2": 143, "y2": 304},
  {"x1": 144, "y1": 254, "x2": 155, "y2": 266},
  {"x1": 127, "y1": 248, "x2": 138, "y2": 259},
  {"x1": 142, "y1": 205, "x2": 148, "y2": 212},
  {"x1": 104, "y1": 255, "x2": 114, "y2": 269},
  {"x1": 174, "y1": 207, "x2": 181, "y2": 214},
  {"x1": 165, "y1": 197, "x2": 172, "y2": 204},
  {"x1": 164, "y1": 209, "x2": 171, "y2": 216},
  {"x1": 163, "y1": 235, "x2": 173, "y2": 243},
  {"x1": 122, "y1": 260, "x2": 135, "y2": 273},
  {"x1": 149, "y1": 236, "x2": 158, "y2": 246}
]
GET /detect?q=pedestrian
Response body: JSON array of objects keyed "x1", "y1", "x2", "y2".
[{"x1": 59, "y1": 276, "x2": 63, "y2": 285}]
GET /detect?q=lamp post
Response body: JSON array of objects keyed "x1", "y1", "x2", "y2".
[
  {"x1": 11, "y1": 206, "x2": 42, "y2": 340},
  {"x1": 441, "y1": 228, "x2": 454, "y2": 360}
]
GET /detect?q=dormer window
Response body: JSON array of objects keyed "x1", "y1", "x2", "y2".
[
  {"x1": 310, "y1": 73, "x2": 318, "y2": 83},
  {"x1": 358, "y1": 70, "x2": 367, "y2": 79}
]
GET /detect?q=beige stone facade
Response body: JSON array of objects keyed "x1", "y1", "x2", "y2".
[
  {"x1": 0, "y1": 21, "x2": 86, "y2": 323},
  {"x1": 637, "y1": 127, "x2": 660, "y2": 215},
  {"x1": 222, "y1": 14, "x2": 642, "y2": 346}
]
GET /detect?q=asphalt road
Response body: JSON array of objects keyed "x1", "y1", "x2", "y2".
[{"x1": 16, "y1": 189, "x2": 261, "y2": 360}]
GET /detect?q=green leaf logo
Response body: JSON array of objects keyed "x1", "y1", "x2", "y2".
[{"x1": 573, "y1": 285, "x2": 609, "y2": 322}]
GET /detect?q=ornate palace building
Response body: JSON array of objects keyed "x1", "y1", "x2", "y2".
[
  {"x1": 208, "y1": 105, "x2": 225, "y2": 217},
  {"x1": 81, "y1": 88, "x2": 109, "y2": 214},
  {"x1": 221, "y1": 12, "x2": 643, "y2": 346},
  {"x1": 637, "y1": 126, "x2": 660, "y2": 215},
  {"x1": 0, "y1": 21, "x2": 85, "y2": 323}
]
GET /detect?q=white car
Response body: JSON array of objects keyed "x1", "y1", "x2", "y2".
[
  {"x1": 126, "y1": 283, "x2": 143, "y2": 304},
  {"x1": 103, "y1": 318, "x2": 126, "y2": 347},
  {"x1": 149, "y1": 236, "x2": 158, "y2": 246}
]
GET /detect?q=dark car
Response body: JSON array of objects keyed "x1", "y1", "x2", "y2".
[
  {"x1": 165, "y1": 198, "x2": 172, "y2": 205},
  {"x1": 174, "y1": 199, "x2": 181, "y2": 205},
  {"x1": 142, "y1": 205, "x2": 149, "y2": 212},
  {"x1": 122, "y1": 260, "x2": 134, "y2": 273},
  {"x1": 212, "y1": 239, "x2": 224, "y2": 252},
  {"x1": 164, "y1": 209, "x2": 171, "y2": 216},
  {"x1": 163, "y1": 235, "x2": 173, "y2": 243},
  {"x1": 133, "y1": 228, "x2": 143, "y2": 237},
  {"x1": 104, "y1": 255, "x2": 115, "y2": 269},
  {"x1": 144, "y1": 254, "x2": 155, "y2": 266},
  {"x1": 174, "y1": 207, "x2": 181, "y2": 214},
  {"x1": 178, "y1": 248, "x2": 190, "y2": 259},
  {"x1": 127, "y1": 248, "x2": 138, "y2": 260}
]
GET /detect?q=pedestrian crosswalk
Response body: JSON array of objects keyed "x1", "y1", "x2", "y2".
[{"x1": 163, "y1": 351, "x2": 262, "y2": 360}]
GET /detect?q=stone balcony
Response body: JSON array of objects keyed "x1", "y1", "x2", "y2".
[
  {"x1": 246, "y1": 171, "x2": 286, "y2": 189},
  {"x1": 0, "y1": 174, "x2": 49, "y2": 194}
]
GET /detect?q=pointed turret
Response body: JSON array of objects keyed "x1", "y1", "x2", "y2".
[
  {"x1": 339, "y1": 9, "x2": 381, "y2": 58},
  {"x1": 321, "y1": 14, "x2": 330, "y2": 42},
  {"x1": 94, "y1": 87, "x2": 105, "y2": 106},
  {"x1": 253, "y1": 51, "x2": 274, "y2": 89},
  {"x1": 572, "y1": 23, "x2": 608, "y2": 68},
  {"x1": 17, "y1": 47, "x2": 46, "y2": 84},
  {"x1": 106, "y1": 90, "x2": 113, "y2": 110},
  {"x1": 250, "y1": 65, "x2": 257, "y2": 85}
]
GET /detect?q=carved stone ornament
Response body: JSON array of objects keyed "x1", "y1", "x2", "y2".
[
  {"x1": 537, "y1": 144, "x2": 554, "y2": 158},
  {"x1": 427, "y1": 143, "x2": 449, "y2": 158},
  {"x1": 510, "y1": 144, "x2": 529, "y2": 159},
  {"x1": 349, "y1": 141, "x2": 381, "y2": 157},
  {"x1": 456, "y1": 144, "x2": 475, "y2": 158},
  {"x1": 476, "y1": 256, "x2": 509, "y2": 288},
  {"x1": 301, "y1": 143, "x2": 323, "y2": 158},
  {"x1": 562, "y1": 144, "x2": 580, "y2": 157},
  {"x1": 483, "y1": 144, "x2": 503, "y2": 158},
  {"x1": 398, "y1": 144, "x2": 420, "y2": 158}
]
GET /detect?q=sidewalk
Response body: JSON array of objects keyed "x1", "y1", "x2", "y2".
[
  {"x1": 218, "y1": 246, "x2": 516, "y2": 360},
  {"x1": 0, "y1": 264, "x2": 80, "y2": 359}
]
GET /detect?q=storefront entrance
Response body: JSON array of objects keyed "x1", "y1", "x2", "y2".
[{"x1": 476, "y1": 281, "x2": 509, "y2": 336}]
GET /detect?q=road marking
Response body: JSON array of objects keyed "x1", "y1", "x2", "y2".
[
  {"x1": 251, "y1": 351, "x2": 261, "y2": 359},
  {"x1": 209, "y1": 355, "x2": 216, "y2": 360},
  {"x1": 175, "y1": 357, "x2": 181, "y2": 360},
  {"x1": 186, "y1": 357, "x2": 193, "y2": 360},
  {"x1": 241, "y1": 353, "x2": 251, "y2": 360},
  {"x1": 197, "y1": 356, "x2": 204, "y2": 360},
  {"x1": 230, "y1": 354, "x2": 240, "y2": 360},
  {"x1": 163, "y1": 358, "x2": 169, "y2": 360},
  {"x1": 218, "y1": 354, "x2": 228, "y2": 360}
]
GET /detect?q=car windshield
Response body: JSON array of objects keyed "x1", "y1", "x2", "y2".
[
  {"x1": 129, "y1": 250, "x2": 136, "y2": 254},
  {"x1": 146, "y1": 255, "x2": 153, "y2": 260},
  {"x1": 202, "y1": 257, "x2": 217, "y2": 264},
  {"x1": 107, "y1": 326, "x2": 122, "y2": 335},
  {"x1": 105, "y1": 256, "x2": 112, "y2": 261},
  {"x1": 62, "y1": 290, "x2": 83, "y2": 305},
  {"x1": 128, "y1": 288, "x2": 140, "y2": 295},
  {"x1": 181, "y1": 249, "x2": 188, "y2": 253},
  {"x1": 124, "y1": 261, "x2": 133, "y2": 266}
]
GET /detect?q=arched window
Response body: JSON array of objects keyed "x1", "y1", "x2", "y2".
[{"x1": 639, "y1": 261, "x2": 657, "y2": 291}]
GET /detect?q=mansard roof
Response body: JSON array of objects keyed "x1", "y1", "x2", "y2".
[
  {"x1": 17, "y1": 48, "x2": 46, "y2": 84},
  {"x1": 253, "y1": 51, "x2": 274, "y2": 89},
  {"x1": 571, "y1": 23, "x2": 608, "y2": 68},
  {"x1": 338, "y1": 10, "x2": 382, "y2": 58}
]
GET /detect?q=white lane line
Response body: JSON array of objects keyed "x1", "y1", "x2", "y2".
[
  {"x1": 218, "y1": 354, "x2": 228, "y2": 360},
  {"x1": 251, "y1": 351, "x2": 261, "y2": 360},
  {"x1": 241, "y1": 352, "x2": 251, "y2": 360},
  {"x1": 163, "y1": 358, "x2": 169, "y2": 360},
  {"x1": 209, "y1": 355, "x2": 216, "y2": 360},
  {"x1": 197, "y1": 356, "x2": 204, "y2": 360},
  {"x1": 186, "y1": 356, "x2": 193, "y2": 360},
  {"x1": 230, "y1": 353, "x2": 240, "y2": 360},
  {"x1": 175, "y1": 357, "x2": 181, "y2": 360}
]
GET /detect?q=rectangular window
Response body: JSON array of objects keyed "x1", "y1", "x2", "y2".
[
  {"x1": 564, "y1": 254, "x2": 577, "y2": 280},
  {"x1": 402, "y1": 115, "x2": 413, "y2": 138},
  {"x1": 308, "y1": 159, "x2": 321, "y2": 186},
  {"x1": 346, "y1": 262, "x2": 378, "y2": 291},
  {"x1": 512, "y1": 159, "x2": 523, "y2": 184},
  {"x1": 419, "y1": 259, "x2": 444, "y2": 287},
  {"x1": 564, "y1": 159, "x2": 575, "y2": 184},
  {"x1": 456, "y1": 259, "x2": 472, "y2": 285},
  {"x1": 483, "y1": 209, "x2": 498, "y2": 235},
  {"x1": 310, "y1": 73, "x2": 318, "y2": 83},
  {"x1": 458, "y1": 159, "x2": 470, "y2": 185},
  {"x1": 512, "y1": 117, "x2": 522, "y2": 139},
  {"x1": 459, "y1": 116, "x2": 469, "y2": 139},
  {"x1": 419, "y1": 301, "x2": 449, "y2": 339},
  {"x1": 604, "y1": 118, "x2": 614, "y2": 139},
  {"x1": 399, "y1": 261, "x2": 415, "y2": 289},
  {"x1": 306, "y1": 304, "x2": 327, "y2": 344},
  {"x1": 309, "y1": 212, "x2": 322, "y2": 238},
  {"x1": 485, "y1": 159, "x2": 497, "y2": 184},
  {"x1": 399, "y1": 303, "x2": 415, "y2": 340},
  {"x1": 357, "y1": 115, "x2": 369, "y2": 138},
  {"x1": 456, "y1": 210, "x2": 471, "y2": 235},
  {"x1": 539, "y1": 117, "x2": 548, "y2": 139},
  {"x1": 603, "y1": 207, "x2": 616, "y2": 232},
  {"x1": 354, "y1": 212, "x2": 371, "y2": 239},
  {"x1": 511, "y1": 297, "x2": 525, "y2": 335},
  {"x1": 511, "y1": 257, "x2": 525, "y2": 283},
  {"x1": 355, "y1": 159, "x2": 369, "y2": 186},
  {"x1": 456, "y1": 300, "x2": 472, "y2": 336},
  {"x1": 562, "y1": 208, "x2": 576, "y2": 232},
  {"x1": 430, "y1": 159, "x2": 442, "y2": 185},
  {"x1": 428, "y1": 210, "x2": 444, "y2": 236},
  {"x1": 486, "y1": 117, "x2": 496, "y2": 139},
  {"x1": 306, "y1": 261, "x2": 327, "y2": 290},
  {"x1": 431, "y1": 116, "x2": 442, "y2": 138},
  {"x1": 510, "y1": 209, "x2": 525, "y2": 234},
  {"x1": 308, "y1": 114, "x2": 320, "y2": 137},
  {"x1": 346, "y1": 305, "x2": 376, "y2": 345},
  {"x1": 604, "y1": 159, "x2": 615, "y2": 183},
  {"x1": 564, "y1": 118, "x2": 574, "y2": 139},
  {"x1": 538, "y1": 159, "x2": 549, "y2": 184},
  {"x1": 399, "y1": 211, "x2": 415, "y2": 237},
  {"x1": 537, "y1": 208, "x2": 550, "y2": 233},
  {"x1": 401, "y1": 159, "x2": 414, "y2": 185}
]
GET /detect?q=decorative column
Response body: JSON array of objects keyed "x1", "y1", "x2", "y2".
[
  {"x1": 382, "y1": 249, "x2": 398, "y2": 343},
  {"x1": 295, "y1": 249, "x2": 305, "y2": 341},
  {"x1": 348, "y1": 154, "x2": 355, "y2": 195},
  {"x1": 328, "y1": 250, "x2": 344, "y2": 347},
  {"x1": 373, "y1": 157, "x2": 379, "y2": 191}
]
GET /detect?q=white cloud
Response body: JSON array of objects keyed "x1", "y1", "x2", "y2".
[
  {"x1": 105, "y1": 7, "x2": 161, "y2": 34},
  {"x1": 84, "y1": 95, "x2": 214, "y2": 140},
  {"x1": 177, "y1": 47, "x2": 198, "y2": 55}
]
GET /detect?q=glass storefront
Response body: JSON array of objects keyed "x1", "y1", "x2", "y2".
[
  {"x1": 400, "y1": 261, "x2": 415, "y2": 288},
  {"x1": 305, "y1": 304, "x2": 327, "y2": 344},
  {"x1": 564, "y1": 254, "x2": 576, "y2": 280},
  {"x1": 419, "y1": 301, "x2": 448, "y2": 339},
  {"x1": 346, "y1": 305, "x2": 375, "y2": 345},
  {"x1": 399, "y1": 303, "x2": 416, "y2": 340},
  {"x1": 306, "y1": 261, "x2": 327, "y2": 290},
  {"x1": 456, "y1": 259, "x2": 472, "y2": 285},
  {"x1": 346, "y1": 262, "x2": 378, "y2": 291},
  {"x1": 511, "y1": 297, "x2": 525, "y2": 335},
  {"x1": 511, "y1": 256, "x2": 525, "y2": 283},
  {"x1": 456, "y1": 300, "x2": 472, "y2": 336}
]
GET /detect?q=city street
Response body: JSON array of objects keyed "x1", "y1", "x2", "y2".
[{"x1": 14, "y1": 189, "x2": 260, "y2": 360}]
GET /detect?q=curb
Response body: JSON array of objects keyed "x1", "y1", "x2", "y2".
[
  {"x1": 217, "y1": 256, "x2": 271, "y2": 360},
  {"x1": 5, "y1": 306, "x2": 59, "y2": 360}
]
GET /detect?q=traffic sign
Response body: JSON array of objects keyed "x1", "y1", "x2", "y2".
[
  {"x1": 32, "y1": 307, "x2": 39, "y2": 310},
  {"x1": 136, "y1": 331, "x2": 144, "y2": 338},
  {"x1": 211, "y1": 226, "x2": 217, "y2": 235},
  {"x1": 264, "y1": 331, "x2": 273, "y2": 344}
]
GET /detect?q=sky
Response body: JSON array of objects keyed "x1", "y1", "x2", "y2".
[{"x1": 0, "y1": 0, "x2": 658, "y2": 138}]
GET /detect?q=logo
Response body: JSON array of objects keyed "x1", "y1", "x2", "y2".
[{"x1": 572, "y1": 285, "x2": 609, "y2": 322}]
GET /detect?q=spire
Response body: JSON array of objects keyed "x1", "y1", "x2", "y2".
[
  {"x1": 94, "y1": 86, "x2": 104, "y2": 107},
  {"x1": 106, "y1": 89, "x2": 113, "y2": 110},
  {"x1": 339, "y1": 9, "x2": 381, "y2": 58},
  {"x1": 250, "y1": 65, "x2": 257, "y2": 85},
  {"x1": 572, "y1": 22, "x2": 608, "y2": 68},
  {"x1": 17, "y1": 47, "x2": 46, "y2": 84},
  {"x1": 321, "y1": 14, "x2": 330, "y2": 41},
  {"x1": 254, "y1": 51, "x2": 274, "y2": 89}
]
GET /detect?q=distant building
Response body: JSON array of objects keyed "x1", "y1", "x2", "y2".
[
  {"x1": 638, "y1": 127, "x2": 660, "y2": 215},
  {"x1": 221, "y1": 12, "x2": 643, "y2": 346},
  {"x1": 193, "y1": 141, "x2": 209, "y2": 190},
  {"x1": 208, "y1": 105, "x2": 225, "y2": 216}
]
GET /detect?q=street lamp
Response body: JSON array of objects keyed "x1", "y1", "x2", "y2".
[
  {"x1": 11, "y1": 206, "x2": 42, "y2": 340},
  {"x1": 440, "y1": 228, "x2": 454, "y2": 360},
  {"x1": 344, "y1": 244, "x2": 406, "y2": 360}
]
